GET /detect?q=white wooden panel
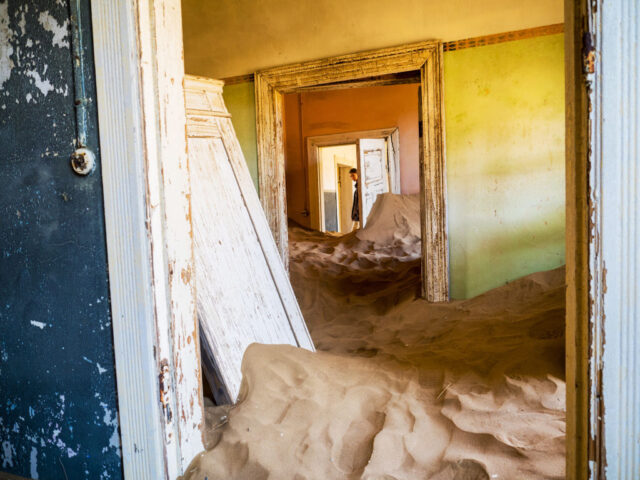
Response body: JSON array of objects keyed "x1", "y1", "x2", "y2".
[
  {"x1": 389, "y1": 129, "x2": 401, "y2": 194},
  {"x1": 185, "y1": 76, "x2": 314, "y2": 402},
  {"x1": 91, "y1": 1, "x2": 167, "y2": 477},
  {"x1": 589, "y1": 1, "x2": 640, "y2": 478},
  {"x1": 92, "y1": 0, "x2": 204, "y2": 478},
  {"x1": 358, "y1": 138, "x2": 389, "y2": 225}
]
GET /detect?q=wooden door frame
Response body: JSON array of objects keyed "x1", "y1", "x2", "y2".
[
  {"x1": 306, "y1": 128, "x2": 398, "y2": 232},
  {"x1": 565, "y1": 1, "x2": 589, "y2": 477},
  {"x1": 255, "y1": 42, "x2": 449, "y2": 301},
  {"x1": 91, "y1": 1, "x2": 203, "y2": 478}
]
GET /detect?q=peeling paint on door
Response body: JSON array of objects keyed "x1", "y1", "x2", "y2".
[{"x1": 0, "y1": 1, "x2": 122, "y2": 478}]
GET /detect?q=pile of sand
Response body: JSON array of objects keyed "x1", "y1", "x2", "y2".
[
  {"x1": 184, "y1": 194, "x2": 566, "y2": 480},
  {"x1": 356, "y1": 193, "x2": 421, "y2": 245}
]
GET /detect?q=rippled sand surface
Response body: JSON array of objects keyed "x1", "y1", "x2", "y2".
[{"x1": 184, "y1": 194, "x2": 565, "y2": 480}]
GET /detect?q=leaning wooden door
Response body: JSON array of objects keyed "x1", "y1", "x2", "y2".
[
  {"x1": 184, "y1": 76, "x2": 314, "y2": 403},
  {"x1": 0, "y1": 1, "x2": 121, "y2": 478},
  {"x1": 357, "y1": 138, "x2": 389, "y2": 226}
]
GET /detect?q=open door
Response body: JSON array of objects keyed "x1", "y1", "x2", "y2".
[
  {"x1": 357, "y1": 138, "x2": 390, "y2": 226},
  {"x1": 387, "y1": 129, "x2": 401, "y2": 194}
]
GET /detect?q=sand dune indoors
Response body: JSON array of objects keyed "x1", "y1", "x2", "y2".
[{"x1": 184, "y1": 194, "x2": 565, "y2": 480}]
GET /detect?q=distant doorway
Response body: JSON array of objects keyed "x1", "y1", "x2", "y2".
[
  {"x1": 308, "y1": 128, "x2": 401, "y2": 232},
  {"x1": 316, "y1": 144, "x2": 357, "y2": 233}
]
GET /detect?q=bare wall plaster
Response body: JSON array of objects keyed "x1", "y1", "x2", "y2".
[{"x1": 445, "y1": 34, "x2": 565, "y2": 298}]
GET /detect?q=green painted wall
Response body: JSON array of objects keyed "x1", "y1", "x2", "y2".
[
  {"x1": 444, "y1": 33, "x2": 565, "y2": 298},
  {"x1": 223, "y1": 82, "x2": 260, "y2": 193},
  {"x1": 221, "y1": 33, "x2": 565, "y2": 299}
]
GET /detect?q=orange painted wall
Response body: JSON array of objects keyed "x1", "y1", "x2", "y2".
[{"x1": 284, "y1": 83, "x2": 420, "y2": 227}]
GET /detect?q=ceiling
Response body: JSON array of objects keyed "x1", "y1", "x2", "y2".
[{"x1": 181, "y1": 0, "x2": 563, "y2": 79}]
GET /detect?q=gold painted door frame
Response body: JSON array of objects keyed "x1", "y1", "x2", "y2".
[{"x1": 255, "y1": 41, "x2": 449, "y2": 302}]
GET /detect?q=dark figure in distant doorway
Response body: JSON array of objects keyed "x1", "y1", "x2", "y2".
[{"x1": 349, "y1": 168, "x2": 360, "y2": 231}]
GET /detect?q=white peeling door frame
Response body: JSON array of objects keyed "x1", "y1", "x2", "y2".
[
  {"x1": 587, "y1": 1, "x2": 640, "y2": 478},
  {"x1": 566, "y1": 0, "x2": 640, "y2": 478},
  {"x1": 91, "y1": 1, "x2": 203, "y2": 479}
]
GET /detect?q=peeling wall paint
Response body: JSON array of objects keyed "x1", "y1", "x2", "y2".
[{"x1": 0, "y1": 1, "x2": 122, "y2": 478}]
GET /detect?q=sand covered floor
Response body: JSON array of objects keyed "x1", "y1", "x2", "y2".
[{"x1": 184, "y1": 194, "x2": 566, "y2": 480}]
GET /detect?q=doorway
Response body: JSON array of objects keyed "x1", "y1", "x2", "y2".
[
  {"x1": 255, "y1": 41, "x2": 449, "y2": 301},
  {"x1": 316, "y1": 144, "x2": 357, "y2": 233},
  {"x1": 308, "y1": 128, "x2": 401, "y2": 233}
]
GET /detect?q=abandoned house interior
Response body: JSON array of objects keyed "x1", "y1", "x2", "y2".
[{"x1": 0, "y1": 0, "x2": 638, "y2": 479}]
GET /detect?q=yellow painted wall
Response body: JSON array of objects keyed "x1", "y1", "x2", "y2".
[
  {"x1": 222, "y1": 82, "x2": 259, "y2": 193},
  {"x1": 445, "y1": 33, "x2": 565, "y2": 298},
  {"x1": 218, "y1": 33, "x2": 565, "y2": 299}
]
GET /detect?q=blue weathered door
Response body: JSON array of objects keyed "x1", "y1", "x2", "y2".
[{"x1": 0, "y1": 1, "x2": 122, "y2": 478}]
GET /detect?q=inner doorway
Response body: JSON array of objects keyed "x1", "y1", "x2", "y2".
[
  {"x1": 318, "y1": 144, "x2": 357, "y2": 233},
  {"x1": 310, "y1": 128, "x2": 401, "y2": 233},
  {"x1": 255, "y1": 41, "x2": 449, "y2": 301}
]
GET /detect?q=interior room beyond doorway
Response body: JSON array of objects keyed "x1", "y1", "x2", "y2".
[
  {"x1": 283, "y1": 83, "x2": 420, "y2": 232},
  {"x1": 317, "y1": 144, "x2": 357, "y2": 233}
]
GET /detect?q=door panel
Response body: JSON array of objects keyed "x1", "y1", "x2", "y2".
[
  {"x1": 0, "y1": 1, "x2": 121, "y2": 478},
  {"x1": 388, "y1": 129, "x2": 401, "y2": 194},
  {"x1": 358, "y1": 138, "x2": 389, "y2": 225},
  {"x1": 185, "y1": 76, "x2": 314, "y2": 403}
]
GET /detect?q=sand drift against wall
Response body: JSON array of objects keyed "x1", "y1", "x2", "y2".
[{"x1": 184, "y1": 194, "x2": 565, "y2": 480}]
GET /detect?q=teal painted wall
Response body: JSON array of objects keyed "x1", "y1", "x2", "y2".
[
  {"x1": 220, "y1": 33, "x2": 565, "y2": 299},
  {"x1": 222, "y1": 82, "x2": 259, "y2": 193}
]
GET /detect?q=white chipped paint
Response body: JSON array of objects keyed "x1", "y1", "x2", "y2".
[
  {"x1": 26, "y1": 70, "x2": 54, "y2": 96},
  {"x1": 0, "y1": 1, "x2": 14, "y2": 89},
  {"x1": 37, "y1": 11, "x2": 69, "y2": 49},
  {"x1": 17, "y1": 10, "x2": 26, "y2": 36},
  {"x1": 0, "y1": 394, "x2": 86, "y2": 465},
  {"x1": 25, "y1": 92, "x2": 32, "y2": 102},
  {"x1": 99, "y1": 402, "x2": 120, "y2": 453},
  {"x1": 30, "y1": 320, "x2": 46, "y2": 329},
  {"x1": 30, "y1": 446, "x2": 38, "y2": 479},
  {"x1": 82, "y1": 357, "x2": 106, "y2": 374},
  {"x1": 1, "y1": 440, "x2": 14, "y2": 468}
]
